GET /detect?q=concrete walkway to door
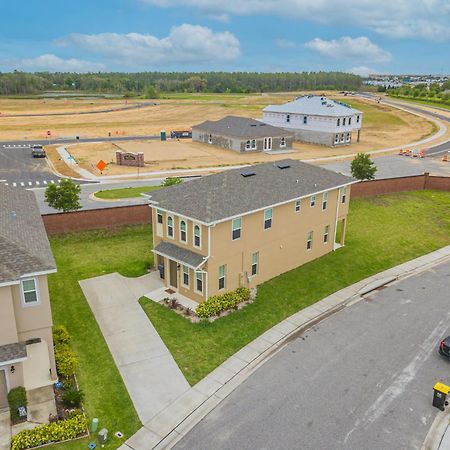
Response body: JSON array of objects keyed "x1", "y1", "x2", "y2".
[{"x1": 80, "y1": 272, "x2": 190, "y2": 424}]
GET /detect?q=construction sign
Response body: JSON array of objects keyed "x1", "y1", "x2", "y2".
[{"x1": 96, "y1": 160, "x2": 107, "y2": 172}]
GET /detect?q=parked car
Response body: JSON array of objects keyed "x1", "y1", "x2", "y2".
[
  {"x1": 170, "y1": 130, "x2": 192, "y2": 139},
  {"x1": 31, "y1": 145, "x2": 46, "y2": 158},
  {"x1": 439, "y1": 337, "x2": 450, "y2": 359}
]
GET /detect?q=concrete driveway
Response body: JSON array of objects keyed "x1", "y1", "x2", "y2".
[{"x1": 80, "y1": 272, "x2": 190, "y2": 424}]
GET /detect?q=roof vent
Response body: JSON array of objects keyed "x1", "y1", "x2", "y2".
[
  {"x1": 241, "y1": 171, "x2": 256, "y2": 178},
  {"x1": 276, "y1": 163, "x2": 291, "y2": 170}
]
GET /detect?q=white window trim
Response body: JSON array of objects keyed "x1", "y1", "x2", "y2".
[
  {"x1": 295, "y1": 200, "x2": 301, "y2": 212},
  {"x1": 251, "y1": 139, "x2": 257, "y2": 150},
  {"x1": 20, "y1": 277, "x2": 40, "y2": 307},
  {"x1": 324, "y1": 225, "x2": 330, "y2": 244},
  {"x1": 218, "y1": 265, "x2": 226, "y2": 290},
  {"x1": 195, "y1": 271, "x2": 204, "y2": 295},
  {"x1": 182, "y1": 266, "x2": 190, "y2": 288},
  {"x1": 263, "y1": 208, "x2": 273, "y2": 230},
  {"x1": 341, "y1": 186, "x2": 347, "y2": 204},
  {"x1": 193, "y1": 224, "x2": 202, "y2": 249},
  {"x1": 280, "y1": 137, "x2": 286, "y2": 148},
  {"x1": 232, "y1": 217, "x2": 242, "y2": 241},
  {"x1": 307, "y1": 231, "x2": 313, "y2": 251},
  {"x1": 179, "y1": 220, "x2": 187, "y2": 243},
  {"x1": 245, "y1": 140, "x2": 251, "y2": 150},
  {"x1": 310, "y1": 195, "x2": 316, "y2": 207},
  {"x1": 251, "y1": 252, "x2": 259, "y2": 276},
  {"x1": 167, "y1": 215, "x2": 174, "y2": 239},
  {"x1": 208, "y1": 134, "x2": 212, "y2": 144},
  {"x1": 322, "y1": 192, "x2": 328, "y2": 211}
]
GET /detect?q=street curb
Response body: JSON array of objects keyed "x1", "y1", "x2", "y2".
[
  {"x1": 118, "y1": 245, "x2": 450, "y2": 450},
  {"x1": 422, "y1": 410, "x2": 450, "y2": 450}
]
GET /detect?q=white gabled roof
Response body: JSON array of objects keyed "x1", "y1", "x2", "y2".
[{"x1": 263, "y1": 95, "x2": 362, "y2": 117}]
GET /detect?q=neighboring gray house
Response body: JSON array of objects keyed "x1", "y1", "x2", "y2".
[
  {"x1": 263, "y1": 95, "x2": 363, "y2": 147},
  {"x1": 192, "y1": 116, "x2": 294, "y2": 152}
]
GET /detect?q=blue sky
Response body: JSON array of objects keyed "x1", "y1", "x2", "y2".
[{"x1": 1, "y1": 0, "x2": 449, "y2": 75}]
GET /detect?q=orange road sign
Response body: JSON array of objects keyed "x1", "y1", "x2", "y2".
[{"x1": 96, "y1": 160, "x2": 107, "y2": 172}]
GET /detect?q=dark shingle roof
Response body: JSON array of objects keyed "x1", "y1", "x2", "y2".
[
  {"x1": 193, "y1": 115, "x2": 293, "y2": 139},
  {"x1": 148, "y1": 159, "x2": 355, "y2": 224},
  {"x1": 0, "y1": 184, "x2": 56, "y2": 284},
  {"x1": 153, "y1": 241, "x2": 205, "y2": 269},
  {"x1": 0, "y1": 342, "x2": 27, "y2": 364}
]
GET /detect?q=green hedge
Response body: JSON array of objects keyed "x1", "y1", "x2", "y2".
[
  {"x1": 52, "y1": 325, "x2": 71, "y2": 346},
  {"x1": 10, "y1": 411, "x2": 88, "y2": 450},
  {"x1": 7, "y1": 387, "x2": 27, "y2": 424},
  {"x1": 54, "y1": 343, "x2": 78, "y2": 377},
  {"x1": 196, "y1": 287, "x2": 251, "y2": 318}
]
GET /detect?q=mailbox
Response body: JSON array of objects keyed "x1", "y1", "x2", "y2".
[{"x1": 433, "y1": 382, "x2": 450, "y2": 411}]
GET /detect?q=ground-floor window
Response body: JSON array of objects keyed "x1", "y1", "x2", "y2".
[
  {"x1": 251, "y1": 139, "x2": 257, "y2": 149},
  {"x1": 218, "y1": 264, "x2": 226, "y2": 290},
  {"x1": 324, "y1": 225, "x2": 329, "y2": 243},
  {"x1": 195, "y1": 271, "x2": 203, "y2": 293},
  {"x1": 346, "y1": 132, "x2": 351, "y2": 142},
  {"x1": 340, "y1": 133, "x2": 345, "y2": 143},
  {"x1": 335, "y1": 134, "x2": 339, "y2": 144},
  {"x1": 251, "y1": 251, "x2": 259, "y2": 276},
  {"x1": 280, "y1": 137, "x2": 286, "y2": 147},
  {"x1": 182, "y1": 266, "x2": 189, "y2": 287},
  {"x1": 245, "y1": 140, "x2": 251, "y2": 150},
  {"x1": 208, "y1": 134, "x2": 212, "y2": 144},
  {"x1": 307, "y1": 231, "x2": 313, "y2": 250}
]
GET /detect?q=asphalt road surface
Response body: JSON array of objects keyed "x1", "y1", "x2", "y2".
[{"x1": 175, "y1": 261, "x2": 450, "y2": 450}]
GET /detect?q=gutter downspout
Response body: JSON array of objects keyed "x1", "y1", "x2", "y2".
[
  {"x1": 333, "y1": 187, "x2": 341, "y2": 251},
  {"x1": 205, "y1": 224, "x2": 212, "y2": 300}
]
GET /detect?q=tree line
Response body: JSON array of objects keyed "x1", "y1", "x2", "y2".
[
  {"x1": 386, "y1": 80, "x2": 450, "y2": 106},
  {"x1": 0, "y1": 71, "x2": 362, "y2": 96}
]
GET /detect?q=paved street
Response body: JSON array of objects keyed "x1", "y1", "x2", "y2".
[{"x1": 175, "y1": 261, "x2": 450, "y2": 450}]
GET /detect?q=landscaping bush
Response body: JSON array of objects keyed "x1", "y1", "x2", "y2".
[
  {"x1": 52, "y1": 325, "x2": 71, "y2": 346},
  {"x1": 62, "y1": 385, "x2": 84, "y2": 408},
  {"x1": 54, "y1": 344, "x2": 78, "y2": 377},
  {"x1": 196, "y1": 287, "x2": 251, "y2": 318},
  {"x1": 7, "y1": 387, "x2": 27, "y2": 424},
  {"x1": 10, "y1": 411, "x2": 88, "y2": 450}
]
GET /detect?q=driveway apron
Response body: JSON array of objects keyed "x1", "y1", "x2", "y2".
[{"x1": 80, "y1": 272, "x2": 190, "y2": 424}]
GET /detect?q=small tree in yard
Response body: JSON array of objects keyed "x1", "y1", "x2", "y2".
[
  {"x1": 45, "y1": 179, "x2": 81, "y2": 212},
  {"x1": 351, "y1": 153, "x2": 377, "y2": 181},
  {"x1": 162, "y1": 177, "x2": 182, "y2": 187}
]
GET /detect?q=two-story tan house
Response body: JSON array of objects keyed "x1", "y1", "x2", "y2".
[
  {"x1": 147, "y1": 159, "x2": 355, "y2": 303},
  {"x1": 0, "y1": 184, "x2": 57, "y2": 410}
]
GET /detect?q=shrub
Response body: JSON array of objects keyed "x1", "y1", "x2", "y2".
[
  {"x1": 53, "y1": 325, "x2": 71, "y2": 346},
  {"x1": 8, "y1": 387, "x2": 27, "y2": 423},
  {"x1": 62, "y1": 386, "x2": 84, "y2": 408},
  {"x1": 196, "y1": 287, "x2": 251, "y2": 318},
  {"x1": 162, "y1": 177, "x2": 182, "y2": 187},
  {"x1": 54, "y1": 344, "x2": 78, "y2": 377},
  {"x1": 10, "y1": 411, "x2": 88, "y2": 450}
]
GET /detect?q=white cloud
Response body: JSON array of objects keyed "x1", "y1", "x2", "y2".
[
  {"x1": 305, "y1": 36, "x2": 391, "y2": 64},
  {"x1": 56, "y1": 24, "x2": 240, "y2": 67},
  {"x1": 275, "y1": 39, "x2": 296, "y2": 49},
  {"x1": 3, "y1": 54, "x2": 105, "y2": 72},
  {"x1": 139, "y1": 0, "x2": 450, "y2": 42},
  {"x1": 348, "y1": 66, "x2": 376, "y2": 77}
]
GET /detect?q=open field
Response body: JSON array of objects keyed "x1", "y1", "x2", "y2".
[{"x1": 388, "y1": 95, "x2": 450, "y2": 111}]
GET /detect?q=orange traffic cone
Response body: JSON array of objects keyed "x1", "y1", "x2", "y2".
[
  {"x1": 419, "y1": 149, "x2": 426, "y2": 158},
  {"x1": 399, "y1": 149, "x2": 404, "y2": 156}
]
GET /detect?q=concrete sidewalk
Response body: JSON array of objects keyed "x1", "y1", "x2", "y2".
[
  {"x1": 119, "y1": 245, "x2": 450, "y2": 450},
  {"x1": 80, "y1": 272, "x2": 190, "y2": 424}
]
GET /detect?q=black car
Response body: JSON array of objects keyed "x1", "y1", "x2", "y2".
[
  {"x1": 439, "y1": 337, "x2": 450, "y2": 358},
  {"x1": 31, "y1": 144, "x2": 46, "y2": 158}
]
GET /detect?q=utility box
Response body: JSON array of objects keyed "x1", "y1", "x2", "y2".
[
  {"x1": 98, "y1": 428, "x2": 108, "y2": 445},
  {"x1": 160, "y1": 130, "x2": 166, "y2": 141},
  {"x1": 433, "y1": 382, "x2": 450, "y2": 411}
]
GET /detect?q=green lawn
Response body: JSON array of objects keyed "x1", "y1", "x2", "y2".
[
  {"x1": 94, "y1": 185, "x2": 161, "y2": 200},
  {"x1": 140, "y1": 191, "x2": 450, "y2": 385},
  {"x1": 47, "y1": 225, "x2": 154, "y2": 449},
  {"x1": 388, "y1": 95, "x2": 450, "y2": 111}
]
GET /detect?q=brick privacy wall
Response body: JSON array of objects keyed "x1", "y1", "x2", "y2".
[
  {"x1": 41, "y1": 174, "x2": 448, "y2": 234},
  {"x1": 351, "y1": 173, "x2": 450, "y2": 198},
  {"x1": 42, "y1": 204, "x2": 152, "y2": 235}
]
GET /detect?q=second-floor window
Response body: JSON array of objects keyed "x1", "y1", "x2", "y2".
[
  {"x1": 307, "y1": 231, "x2": 313, "y2": 250},
  {"x1": 322, "y1": 192, "x2": 328, "y2": 211},
  {"x1": 310, "y1": 195, "x2": 316, "y2": 207},
  {"x1": 295, "y1": 199, "x2": 301, "y2": 212},
  {"x1": 182, "y1": 265, "x2": 189, "y2": 287},
  {"x1": 194, "y1": 225, "x2": 201, "y2": 248},
  {"x1": 251, "y1": 251, "x2": 259, "y2": 276},
  {"x1": 180, "y1": 220, "x2": 187, "y2": 242},
  {"x1": 167, "y1": 216, "x2": 174, "y2": 238},
  {"x1": 337, "y1": 118, "x2": 340, "y2": 126},
  {"x1": 343, "y1": 118, "x2": 346, "y2": 126},
  {"x1": 218, "y1": 264, "x2": 226, "y2": 290},
  {"x1": 357, "y1": 115, "x2": 360, "y2": 123},
  {"x1": 232, "y1": 217, "x2": 241, "y2": 240},
  {"x1": 348, "y1": 117, "x2": 352, "y2": 125},
  {"x1": 21, "y1": 278, "x2": 39, "y2": 305},
  {"x1": 341, "y1": 186, "x2": 347, "y2": 204},
  {"x1": 324, "y1": 225, "x2": 330, "y2": 243},
  {"x1": 264, "y1": 209, "x2": 272, "y2": 229},
  {"x1": 157, "y1": 209, "x2": 163, "y2": 224}
]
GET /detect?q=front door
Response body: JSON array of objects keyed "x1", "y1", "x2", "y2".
[
  {"x1": 0, "y1": 370, "x2": 7, "y2": 410},
  {"x1": 169, "y1": 260, "x2": 178, "y2": 289},
  {"x1": 263, "y1": 137, "x2": 272, "y2": 151}
]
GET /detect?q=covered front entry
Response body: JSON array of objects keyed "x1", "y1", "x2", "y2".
[
  {"x1": 0, "y1": 370, "x2": 7, "y2": 410},
  {"x1": 169, "y1": 260, "x2": 178, "y2": 289}
]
